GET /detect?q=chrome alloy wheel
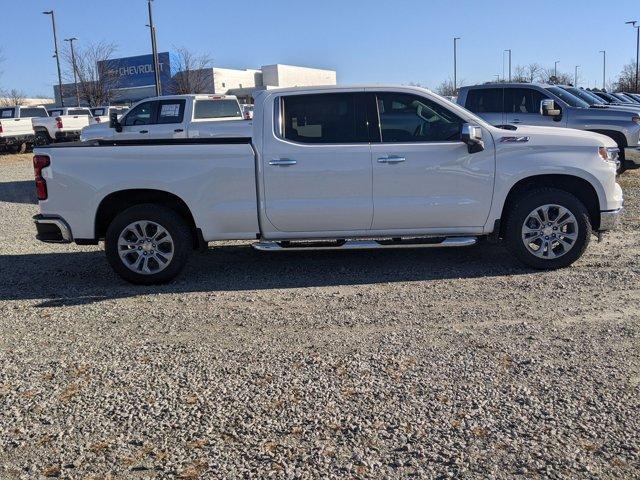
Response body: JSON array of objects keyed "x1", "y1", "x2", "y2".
[
  {"x1": 521, "y1": 204, "x2": 578, "y2": 259},
  {"x1": 117, "y1": 221, "x2": 174, "y2": 274}
]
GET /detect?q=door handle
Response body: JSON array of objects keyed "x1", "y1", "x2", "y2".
[
  {"x1": 269, "y1": 159, "x2": 297, "y2": 166},
  {"x1": 377, "y1": 156, "x2": 406, "y2": 163},
  {"x1": 139, "y1": 130, "x2": 149, "y2": 134},
  {"x1": 174, "y1": 128, "x2": 184, "y2": 133}
]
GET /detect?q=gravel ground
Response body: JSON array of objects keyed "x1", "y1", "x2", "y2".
[{"x1": 0, "y1": 152, "x2": 638, "y2": 479}]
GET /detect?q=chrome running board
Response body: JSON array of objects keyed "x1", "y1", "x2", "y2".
[{"x1": 252, "y1": 237, "x2": 477, "y2": 252}]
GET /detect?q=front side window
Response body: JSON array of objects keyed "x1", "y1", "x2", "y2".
[
  {"x1": 157, "y1": 100, "x2": 185, "y2": 124},
  {"x1": 281, "y1": 93, "x2": 367, "y2": 144},
  {"x1": 91, "y1": 108, "x2": 106, "y2": 116},
  {"x1": 123, "y1": 101, "x2": 156, "y2": 126},
  {"x1": 193, "y1": 100, "x2": 242, "y2": 119},
  {"x1": 503, "y1": 88, "x2": 548, "y2": 114},
  {"x1": 376, "y1": 92, "x2": 463, "y2": 143},
  {"x1": 465, "y1": 88, "x2": 503, "y2": 113}
]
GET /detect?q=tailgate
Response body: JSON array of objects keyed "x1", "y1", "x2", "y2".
[
  {"x1": 61, "y1": 115, "x2": 91, "y2": 131},
  {"x1": 1, "y1": 118, "x2": 33, "y2": 136}
]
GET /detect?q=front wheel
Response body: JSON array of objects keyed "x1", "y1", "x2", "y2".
[
  {"x1": 504, "y1": 188, "x2": 591, "y2": 270},
  {"x1": 105, "y1": 204, "x2": 192, "y2": 285}
]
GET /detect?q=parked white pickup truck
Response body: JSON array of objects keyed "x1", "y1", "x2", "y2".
[
  {"x1": 33, "y1": 107, "x2": 93, "y2": 145},
  {"x1": 80, "y1": 94, "x2": 248, "y2": 142},
  {"x1": 0, "y1": 106, "x2": 48, "y2": 152},
  {"x1": 33, "y1": 85, "x2": 623, "y2": 284},
  {"x1": 89, "y1": 106, "x2": 129, "y2": 124}
]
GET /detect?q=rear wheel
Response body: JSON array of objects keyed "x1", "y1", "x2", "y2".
[
  {"x1": 105, "y1": 204, "x2": 192, "y2": 285},
  {"x1": 7, "y1": 143, "x2": 26, "y2": 154},
  {"x1": 504, "y1": 188, "x2": 591, "y2": 270},
  {"x1": 34, "y1": 130, "x2": 52, "y2": 146}
]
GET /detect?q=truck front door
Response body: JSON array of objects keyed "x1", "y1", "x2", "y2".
[{"x1": 261, "y1": 91, "x2": 373, "y2": 233}]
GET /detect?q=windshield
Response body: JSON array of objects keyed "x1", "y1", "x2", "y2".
[
  {"x1": 561, "y1": 87, "x2": 606, "y2": 105},
  {"x1": 546, "y1": 86, "x2": 590, "y2": 108},
  {"x1": 611, "y1": 93, "x2": 633, "y2": 104}
]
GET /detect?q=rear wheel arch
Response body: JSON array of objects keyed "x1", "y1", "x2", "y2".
[
  {"x1": 498, "y1": 175, "x2": 601, "y2": 236},
  {"x1": 95, "y1": 189, "x2": 199, "y2": 248}
]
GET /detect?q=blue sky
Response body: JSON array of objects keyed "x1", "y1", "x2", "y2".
[{"x1": 1, "y1": 0, "x2": 639, "y2": 96}]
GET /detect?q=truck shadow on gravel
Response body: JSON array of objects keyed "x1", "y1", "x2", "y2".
[
  {"x1": 0, "y1": 243, "x2": 531, "y2": 307},
  {"x1": 0, "y1": 180, "x2": 37, "y2": 204}
]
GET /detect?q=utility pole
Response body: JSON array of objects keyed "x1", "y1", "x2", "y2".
[
  {"x1": 43, "y1": 10, "x2": 64, "y2": 107},
  {"x1": 626, "y1": 21, "x2": 640, "y2": 92},
  {"x1": 554, "y1": 60, "x2": 559, "y2": 78},
  {"x1": 574, "y1": 65, "x2": 580, "y2": 87},
  {"x1": 504, "y1": 49, "x2": 512, "y2": 82},
  {"x1": 65, "y1": 37, "x2": 80, "y2": 106},
  {"x1": 599, "y1": 50, "x2": 606, "y2": 90},
  {"x1": 453, "y1": 37, "x2": 460, "y2": 94},
  {"x1": 147, "y1": 0, "x2": 162, "y2": 96}
]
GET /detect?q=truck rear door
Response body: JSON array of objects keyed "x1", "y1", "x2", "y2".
[{"x1": 261, "y1": 91, "x2": 373, "y2": 233}]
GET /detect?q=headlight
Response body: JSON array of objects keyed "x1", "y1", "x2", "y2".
[{"x1": 598, "y1": 146, "x2": 619, "y2": 163}]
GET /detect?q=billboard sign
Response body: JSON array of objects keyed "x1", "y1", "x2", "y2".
[{"x1": 98, "y1": 52, "x2": 171, "y2": 92}]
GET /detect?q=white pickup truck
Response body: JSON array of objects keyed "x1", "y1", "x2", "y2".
[
  {"x1": 0, "y1": 105, "x2": 49, "y2": 152},
  {"x1": 32, "y1": 107, "x2": 93, "y2": 145},
  {"x1": 89, "y1": 106, "x2": 129, "y2": 124},
  {"x1": 80, "y1": 94, "x2": 248, "y2": 142},
  {"x1": 33, "y1": 85, "x2": 623, "y2": 284}
]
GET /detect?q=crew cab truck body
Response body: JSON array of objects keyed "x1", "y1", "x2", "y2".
[
  {"x1": 80, "y1": 94, "x2": 248, "y2": 142},
  {"x1": 0, "y1": 106, "x2": 48, "y2": 152},
  {"x1": 458, "y1": 83, "x2": 640, "y2": 173},
  {"x1": 33, "y1": 85, "x2": 623, "y2": 284},
  {"x1": 32, "y1": 107, "x2": 93, "y2": 145}
]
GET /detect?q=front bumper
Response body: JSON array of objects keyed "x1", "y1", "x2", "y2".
[
  {"x1": 33, "y1": 215, "x2": 73, "y2": 243},
  {"x1": 599, "y1": 208, "x2": 624, "y2": 231}
]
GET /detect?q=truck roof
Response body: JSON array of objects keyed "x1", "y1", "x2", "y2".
[
  {"x1": 459, "y1": 82, "x2": 554, "y2": 90},
  {"x1": 138, "y1": 94, "x2": 239, "y2": 102}
]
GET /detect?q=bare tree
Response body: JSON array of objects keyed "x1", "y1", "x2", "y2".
[
  {"x1": 0, "y1": 89, "x2": 27, "y2": 106},
  {"x1": 612, "y1": 61, "x2": 638, "y2": 93},
  {"x1": 435, "y1": 78, "x2": 457, "y2": 97},
  {"x1": 512, "y1": 63, "x2": 543, "y2": 83},
  {"x1": 537, "y1": 67, "x2": 573, "y2": 85},
  {"x1": 169, "y1": 46, "x2": 213, "y2": 94},
  {"x1": 62, "y1": 41, "x2": 120, "y2": 106}
]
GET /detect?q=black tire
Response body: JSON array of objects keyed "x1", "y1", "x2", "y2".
[
  {"x1": 105, "y1": 204, "x2": 192, "y2": 285},
  {"x1": 34, "y1": 130, "x2": 52, "y2": 146},
  {"x1": 617, "y1": 149, "x2": 627, "y2": 175},
  {"x1": 504, "y1": 188, "x2": 591, "y2": 270}
]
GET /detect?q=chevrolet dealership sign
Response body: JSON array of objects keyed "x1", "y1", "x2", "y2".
[{"x1": 98, "y1": 52, "x2": 172, "y2": 91}]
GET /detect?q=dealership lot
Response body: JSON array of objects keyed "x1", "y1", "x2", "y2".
[{"x1": 0, "y1": 153, "x2": 639, "y2": 478}]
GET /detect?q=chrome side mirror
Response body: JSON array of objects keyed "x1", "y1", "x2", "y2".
[
  {"x1": 540, "y1": 99, "x2": 561, "y2": 117},
  {"x1": 461, "y1": 123, "x2": 485, "y2": 153}
]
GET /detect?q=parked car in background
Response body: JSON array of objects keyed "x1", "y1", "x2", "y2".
[
  {"x1": 0, "y1": 105, "x2": 48, "y2": 153},
  {"x1": 34, "y1": 85, "x2": 622, "y2": 284},
  {"x1": 80, "y1": 94, "x2": 249, "y2": 142},
  {"x1": 90, "y1": 106, "x2": 129, "y2": 124},
  {"x1": 33, "y1": 107, "x2": 93, "y2": 145},
  {"x1": 458, "y1": 83, "x2": 640, "y2": 173}
]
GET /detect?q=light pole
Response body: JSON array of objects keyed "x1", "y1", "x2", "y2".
[
  {"x1": 453, "y1": 37, "x2": 460, "y2": 94},
  {"x1": 599, "y1": 50, "x2": 606, "y2": 90},
  {"x1": 574, "y1": 65, "x2": 580, "y2": 87},
  {"x1": 554, "y1": 60, "x2": 560, "y2": 78},
  {"x1": 43, "y1": 10, "x2": 64, "y2": 107},
  {"x1": 626, "y1": 21, "x2": 640, "y2": 92},
  {"x1": 64, "y1": 37, "x2": 80, "y2": 107},
  {"x1": 504, "y1": 49, "x2": 512, "y2": 82},
  {"x1": 147, "y1": 0, "x2": 162, "y2": 96},
  {"x1": 494, "y1": 74, "x2": 500, "y2": 82}
]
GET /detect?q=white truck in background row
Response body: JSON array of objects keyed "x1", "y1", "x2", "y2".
[
  {"x1": 32, "y1": 107, "x2": 93, "y2": 145},
  {"x1": 80, "y1": 94, "x2": 249, "y2": 142},
  {"x1": 0, "y1": 105, "x2": 48, "y2": 152},
  {"x1": 33, "y1": 85, "x2": 623, "y2": 284}
]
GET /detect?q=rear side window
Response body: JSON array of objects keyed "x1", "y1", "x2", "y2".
[
  {"x1": 194, "y1": 100, "x2": 242, "y2": 119},
  {"x1": 465, "y1": 88, "x2": 503, "y2": 113},
  {"x1": 123, "y1": 101, "x2": 156, "y2": 126},
  {"x1": 0, "y1": 108, "x2": 16, "y2": 118},
  {"x1": 157, "y1": 100, "x2": 186, "y2": 124},
  {"x1": 376, "y1": 92, "x2": 463, "y2": 143},
  {"x1": 91, "y1": 108, "x2": 106, "y2": 116},
  {"x1": 48, "y1": 109, "x2": 63, "y2": 117},
  {"x1": 281, "y1": 93, "x2": 368, "y2": 144}
]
